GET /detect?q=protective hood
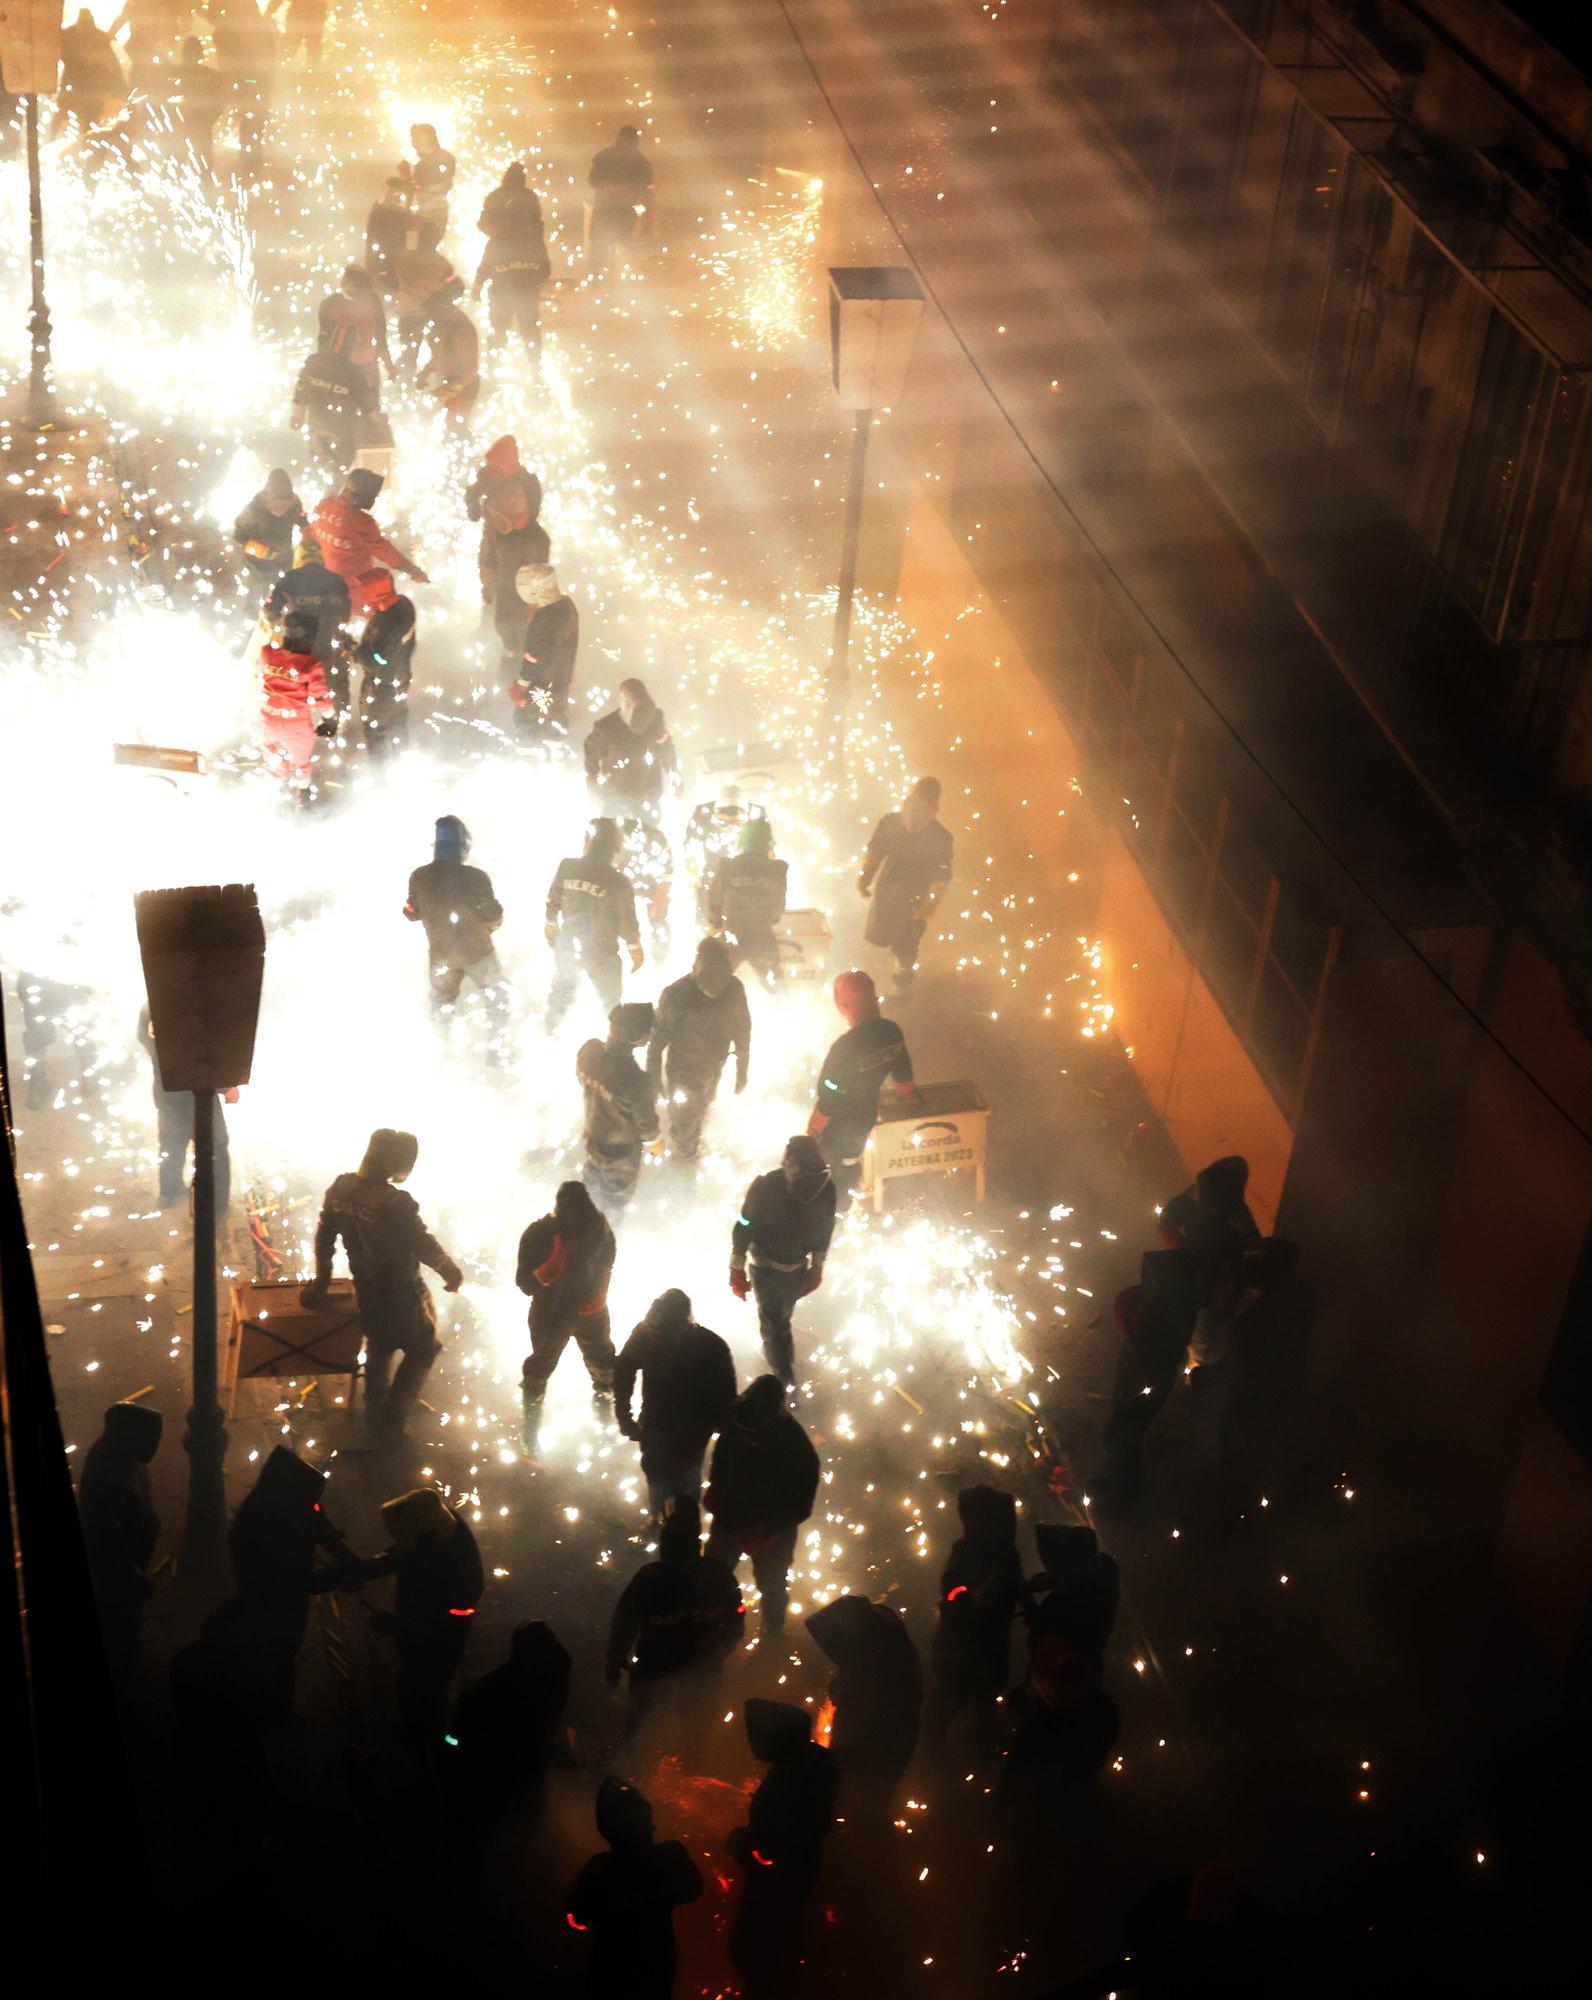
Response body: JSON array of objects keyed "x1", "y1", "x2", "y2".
[
  {"x1": 263, "y1": 468, "x2": 297, "y2": 511},
  {"x1": 833, "y1": 969, "x2": 879, "y2": 1027},
  {"x1": 280, "y1": 612, "x2": 319, "y2": 655},
  {"x1": 509, "y1": 1619, "x2": 573, "y2": 1694},
  {"x1": 360, "y1": 1127, "x2": 419, "y2": 1179},
  {"x1": 643, "y1": 1288, "x2": 693, "y2": 1336},
  {"x1": 1032, "y1": 1523, "x2": 1100, "y2": 1585},
  {"x1": 734, "y1": 1373, "x2": 787, "y2": 1429},
  {"x1": 738, "y1": 818, "x2": 774, "y2": 857},
  {"x1": 804, "y1": 1594, "x2": 880, "y2": 1668},
  {"x1": 957, "y1": 1484, "x2": 1017, "y2": 1544},
  {"x1": 434, "y1": 815, "x2": 470, "y2": 863},
  {"x1": 343, "y1": 468, "x2": 384, "y2": 511},
  {"x1": 608, "y1": 1001, "x2": 655, "y2": 1047},
  {"x1": 584, "y1": 817, "x2": 620, "y2": 869},
  {"x1": 483, "y1": 434, "x2": 521, "y2": 478},
  {"x1": 781, "y1": 1135, "x2": 830, "y2": 1199},
  {"x1": 553, "y1": 1179, "x2": 603, "y2": 1237},
  {"x1": 101, "y1": 1401, "x2": 163, "y2": 1463},
  {"x1": 1196, "y1": 1155, "x2": 1250, "y2": 1212},
  {"x1": 596, "y1": 1775, "x2": 653, "y2": 1848},
  {"x1": 908, "y1": 775, "x2": 942, "y2": 811},
  {"x1": 693, "y1": 936, "x2": 735, "y2": 998},
  {"x1": 251, "y1": 1445, "x2": 326, "y2": 1509},
  {"x1": 626, "y1": 694, "x2": 662, "y2": 739},
  {"x1": 515, "y1": 562, "x2": 560, "y2": 608},
  {"x1": 657, "y1": 1492, "x2": 701, "y2": 1560},
  {"x1": 380, "y1": 1487, "x2": 458, "y2": 1551},
  {"x1": 745, "y1": 1697, "x2": 812, "y2": 1764}
]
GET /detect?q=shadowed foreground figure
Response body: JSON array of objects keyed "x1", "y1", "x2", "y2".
[
  {"x1": 606, "y1": 1494, "x2": 742, "y2": 1758},
  {"x1": 227, "y1": 1445, "x2": 350, "y2": 1700},
  {"x1": 858, "y1": 774, "x2": 954, "y2": 995},
  {"x1": 806, "y1": 1594, "x2": 923, "y2": 1819},
  {"x1": 448, "y1": 1618, "x2": 572, "y2": 1821},
  {"x1": 729, "y1": 1698, "x2": 839, "y2": 1996},
  {"x1": 565, "y1": 1777, "x2": 702, "y2": 1998},
  {"x1": 614, "y1": 1287, "x2": 737, "y2": 1512},
  {"x1": 925, "y1": 1485, "x2": 1034, "y2": 1751},
  {"x1": 303, "y1": 1127, "x2": 463, "y2": 1437},
  {"x1": 342, "y1": 1487, "x2": 485, "y2": 1749},
  {"x1": 1028, "y1": 1523, "x2": 1120, "y2": 1678},
  {"x1": 705, "y1": 1374, "x2": 820, "y2": 1644},
  {"x1": 77, "y1": 1400, "x2": 163, "y2": 1689}
]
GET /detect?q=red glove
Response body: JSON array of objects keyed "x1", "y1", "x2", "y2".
[
  {"x1": 729, "y1": 1266, "x2": 749, "y2": 1301},
  {"x1": 798, "y1": 1265, "x2": 822, "y2": 1298},
  {"x1": 807, "y1": 1109, "x2": 829, "y2": 1138},
  {"x1": 509, "y1": 680, "x2": 529, "y2": 709}
]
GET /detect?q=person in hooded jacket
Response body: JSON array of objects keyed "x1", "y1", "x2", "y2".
[
  {"x1": 259, "y1": 608, "x2": 334, "y2": 793},
  {"x1": 317, "y1": 263, "x2": 392, "y2": 402},
  {"x1": 565, "y1": 1777, "x2": 703, "y2": 2000},
  {"x1": 350, "y1": 568, "x2": 415, "y2": 755},
  {"x1": 808, "y1": 969, "x2": 917, "y2": 1206},
  {"x1": 417, "y1": 277, "x2": 480, "y2": 428},
  {"x1": 606, "y1": 1495, "x2": 742, "y2": 1749},
  {"x1": 859, "y1": 776, "x2": 954, "y2": 995},
  {"x1": 925, "y1": 1485, "x2": 1035, "y2": 1749},
  {"x1": 290, "y1": 336, "x2": 372, "y2": 472},
  {"x1": 340, "y1": 1486, "x2": 484, "y2": 1744},
  {"x1": 587, "y1": 125, "x2": 654, "y2": 276},
  {"x1": 509, "y1": 562, "x2": 579, "y2": 731},
  {"x1": 404, "y1": 814, "x2": 507, "y2": 1019},
  {"x1": 466, "y1": 432, "x2": 543, "y2": 607},
  {"x1": 731, "y1": 1136, "x2": 836, "y2": 1385},
  {"x1": 266, "y1": 537, "x2": 351, "y2": 675},
  {"x1": 479, "y1": 160, "x2": 544, "y2": 241},
  {"x1": 728, "y1": 1699, "x2": 839, "y2": 1992},
  {"x1": 302, "y1": 1128, "x2": 463, "y2": 1435},
  {"x1": 997, "y1": 1635, "x2": 1120, "y2": 1817},
  {"x1": 449, "y1": 1618, "x2": 571, "y2": 1821},
  {"x1": 474, "y1": 208, "x2": 551, "y2": 354},
  {"x1": 365, "y1": 172, "x2": 413, "y2": 285},
  {"x1": 517, "y1": 1179, "x2": 618, "y2": 1404},
  {"x1": 1026, "y1": 1522, "x2": 1119, "y2": 1683},
  {"x1": 704, "y1": 1375, "x2": 820, "y2": 1643},
  {"x1": 805, "y1": 1595, "x2": 923, "y2": 1818},
  {"x1": 585, "y1": 678, "x2": 678, "y2": 821},
  {"x1": 227, "y1": 1446, "x2": 350, "y2": 1697},
  {"x1": 232, "y1": 468, "x2": 305, "y2": 585},
  {"x1": 311, "y1": 468, "x2": 428, "y2": 595},
  {"x1": 614, "y1": 1288, "x2": 737, "y2": 1512},
  {"x1": 546, "y1": 817, "x2": 643, "y2": 1028},
  {"x1": 1099, "y1": 1245, "x2": 1207, "y2": 1504},
  {"x1": 392, "y1": 236, "x2": 455, "y2": 373},
  {"x1": 647, "y1": 937, "x2": 750, "y2": 1165},
  {"x1": 408, "y1": 122, "x2": 456, "y2": 252},
  {"x1": 77, "y1": 1400, "x2": 163, "y2": 1688},
  {"x1": 578, "y1": 1002, "x2": 660, "y2": 1213},
  {"x1": 709, "y1": 818, "x2": 788, "y2": 983},
  {"x1": 1162, "y1": 1155, "x2": 1263, "y2": 1375}
]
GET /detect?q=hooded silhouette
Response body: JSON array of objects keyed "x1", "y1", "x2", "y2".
[
  {"x1": 704, "y1": 1375, "x2": 821, "y2": 1641},
  {"x1": 565, "y1": 1778, "x2": 703, "y2": 1998},
  {"x1": 808, "y1": 972, "x2": 915, "y2": 1203},
  {"x1": 546, "y1": 818, "x2": 642, "y2": 1030},
  {"x1": 78, "y1": 1401, "x2": 163, "y2": 1686},
  {"x1": 449, "y1": 1619, "x2": 572, "y2": 1818},
  {"x1": 730, "y1": 1136, "x2": 836, "y2": 1384},
  {"x1": 646, "y1": 937, "x2": 751, "y2": 1162},
  {"x1": 614, "y1": 1289, "x2": 737, "y2": 1511},
  {"x1": 577, "y1": 1003, "x2": 660, "y2": 1213},
  {"x1": 806, "y1": 1595, "x2": 923, "y2": 1816},
  {"x1": 517, "y1": 1180, "x2": 619, "y2": 1401}
]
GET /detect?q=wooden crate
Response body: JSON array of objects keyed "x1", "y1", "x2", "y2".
[{"x1": 226, "y1": 1279, "x2": 363, "y2": 1413}]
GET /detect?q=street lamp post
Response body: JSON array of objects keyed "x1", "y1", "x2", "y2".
[
  {"x1": 824, "y1": 267, "x2": 924, "y2": 711},
  {"x1": 134, "y1": 886, "x2": 265, "y2": 1584},
  {"x1": 23, "y1": 91, "x2": 55, "y2": 427},
  {"x1": 2, "y1": 4, "x2": 63, "y2": 426}
]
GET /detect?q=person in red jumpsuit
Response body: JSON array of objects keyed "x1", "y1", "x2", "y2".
[
  {"x1": 260, "y1": 611, "x2": 334, "y2": 794},
  {"x1": 310, "y1": 469, "x2": 428, "y2": 611}
]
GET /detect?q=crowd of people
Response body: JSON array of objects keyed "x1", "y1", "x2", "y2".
[{"x1": 43, "y1": 15, "x2": 1331, "y2": 1993}]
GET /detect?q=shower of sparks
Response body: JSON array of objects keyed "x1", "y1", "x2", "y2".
[{"x1": 0, "y1": 6, "x2": 1122, "y2": 1631}]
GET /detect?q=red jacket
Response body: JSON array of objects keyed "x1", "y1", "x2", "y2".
[
  {"x1": 311, "y1": 494, "x2": 420, "y2": 583},
  {"x1": 260, "y1": 646, "x2": 333, "y2": 720}
]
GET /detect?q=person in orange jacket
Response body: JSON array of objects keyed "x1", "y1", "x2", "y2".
[
  {"x1": 310, "y1": 470, "x2": 429, "y2": 602},
  {"x1": 260, "y1": 610, "x2": 335, "y2": 793}
]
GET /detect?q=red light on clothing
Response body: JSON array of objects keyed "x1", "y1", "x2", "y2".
[
  {"x1": 946, "y1": 1585, "x2": 968, "y2": 1601},
  {"x1": 565, "y1": 1912, "x2": 588, "y2": 1932},
  {"x1": 448, "y1": 1607, "x2": 476, "y2": 1617},
  {"x1": 751, "y1": 1849, "x2": 774, "y2": 1867},
  {"x1": 313, "y1": 1502, "x2": 321, "y2": 1512}
]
